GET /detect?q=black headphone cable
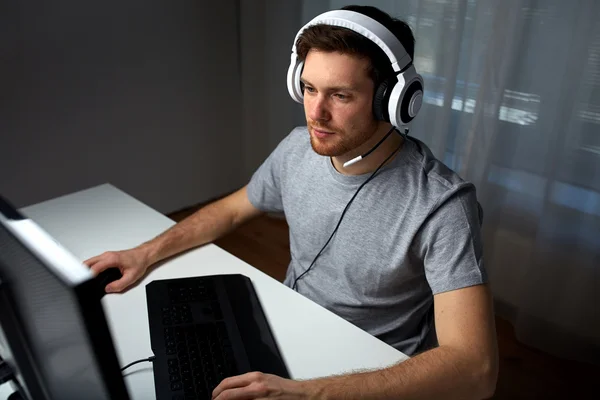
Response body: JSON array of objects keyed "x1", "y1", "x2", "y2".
[{"x1": 292, "y1": 128, "x2": 406, "y2": 291}]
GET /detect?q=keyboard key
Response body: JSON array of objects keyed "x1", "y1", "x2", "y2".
[
  {"x1": 195, "y1": 387, "x2": 208, "y2": 400},
  {"x1": 174, "y1": 327, "x2": 185, "y2": 342},
  {"x1": 211, "y1": 301, "x2": 223, "y2": 320},
  {"x1": 183, "y1": 382, "x2": 195, "y2": 394},
  {"x1": 176, "y1": 341, "x2": 188, "y2": 351}
]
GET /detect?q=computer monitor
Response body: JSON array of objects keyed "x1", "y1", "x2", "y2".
[{"x1": 0, "y1": 195, "x2": 130, "y2": 400}]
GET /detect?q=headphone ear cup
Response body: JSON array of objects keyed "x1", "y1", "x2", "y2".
[
  {"x1": 373, "y1": 79, "x2": 391, "y2": 122},
  {"x1": 399, "y1": 80, "x2": 423, "y2": 124},
  {"x1": 387, "y1": 68, "x2": 424, "y2": 127}
]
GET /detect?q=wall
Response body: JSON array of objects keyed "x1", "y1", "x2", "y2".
[
  {"x1": 239, "y1": 0, "x2": 307, "y2": 179},
  {"x1": 0, "y1": 0, "x2": 243, "y2": 214}
]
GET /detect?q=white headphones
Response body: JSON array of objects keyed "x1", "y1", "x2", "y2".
[{"x1": 287, "y1": 10, "x2": 424, "y2": 128}]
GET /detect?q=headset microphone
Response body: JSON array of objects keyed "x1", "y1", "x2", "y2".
[{"x1": 343, "y1": 126, "x2": 397, "y2": 168}]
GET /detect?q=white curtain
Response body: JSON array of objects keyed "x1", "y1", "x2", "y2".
[
  {"x1": 240, "y1": 0, "x2": 600, "y2": 364},
  {"x1": 303, "y1": 0, "x2": 600, "y2": 365}
]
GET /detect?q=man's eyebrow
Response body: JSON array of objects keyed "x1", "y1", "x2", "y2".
[{"x1": 300, "y1": 77, "x2": 357, "y2": 92}]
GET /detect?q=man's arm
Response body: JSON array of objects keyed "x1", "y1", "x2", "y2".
[
  {"x1": 140, "y1": 185, "x2": 263, "y2": 265},
  {"x1": 212, "y1": 284, "x2": 498, "y2": 400},
  {"x1": 86, "y1": 185, "x2": 265, "y2": 293},
  {"x1": 304, "y1": 283, "x2": 498, "y2": 400}
]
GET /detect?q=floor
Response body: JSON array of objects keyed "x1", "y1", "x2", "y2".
[{"x1": 168, "y1": 208, "x2": 598, "y2": 399}]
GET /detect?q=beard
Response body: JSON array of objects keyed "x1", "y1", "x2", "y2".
[{"x1": 308, "y1": 122, "x2": 377, "y2": 157}]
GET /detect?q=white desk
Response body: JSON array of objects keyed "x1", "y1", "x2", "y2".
[{"x1": 2, "y1": 184, "x2": 407, "y2": 399}]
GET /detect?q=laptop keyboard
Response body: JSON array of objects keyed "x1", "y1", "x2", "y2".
[{"x1": 161, "y1": 282, "x2": 240, "y2": 399}]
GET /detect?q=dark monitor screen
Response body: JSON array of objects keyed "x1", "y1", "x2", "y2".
[{"x1": 0, "y1": 196, "x2": 130, "y2": 400}]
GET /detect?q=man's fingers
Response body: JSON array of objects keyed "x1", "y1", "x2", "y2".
[
  {"x1": 83, "y1": 254, "x2": 102, "y2": 266},
  {"x1": 85, "y1": 252, "x2": 117, "y2": 269},
  {"x1": 212, "y1": 373, "x2": 254, "y2": 399},
  {"x1": 213, "y1": 384, "x2": 269, "y2": 400},
  {"x1": 105, "y1": 279, "x2": 127, "y2": 293},
  {"x1": 88, "y1": 259, "x2": 116, "y2": 276},
  {"x1": 212, "y1": 373, "x2": 267, "y2": 400},
  {"x1": 105, "y1": 270, "x2": 136, "y2": 293}
]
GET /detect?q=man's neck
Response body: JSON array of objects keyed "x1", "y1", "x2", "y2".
[{"x1": 331, "y1": 124, "x2": 403, "y2": 176}]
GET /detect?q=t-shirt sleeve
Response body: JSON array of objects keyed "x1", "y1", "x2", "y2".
[
  {"x1": 246, "y1": 130, "x2": 296, "y2": 213},
  {"x1": 417, "y1": 183, "x2": 488, "y2": 295}
]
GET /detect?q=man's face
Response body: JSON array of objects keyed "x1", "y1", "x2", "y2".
[{"x1": 301, "y1": 49, "x2": 379, "y2": 157}]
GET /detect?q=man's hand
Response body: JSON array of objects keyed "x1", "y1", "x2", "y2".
[
  {"x1": 84, "y1": 247, "x2": 151, "y2": 293},
  {"x1": 212, "y1": 372, "x2": 311, "y2": 400}
]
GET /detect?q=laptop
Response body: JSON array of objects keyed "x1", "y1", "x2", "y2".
[{"x1": 146, "y1": 273, "x2": 289, "y2": 399}]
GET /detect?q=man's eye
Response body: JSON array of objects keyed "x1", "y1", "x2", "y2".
[
  {"x1": 304, "y1": 86, "x2": 315, "y2": 93},
  {"x1": 335, "y1": 93, "x2": 348, "y2": 100}
]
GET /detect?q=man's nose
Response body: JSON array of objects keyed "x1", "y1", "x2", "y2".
[{"x1": 307, "y1": 95, "x2": 330, "y2": 121}]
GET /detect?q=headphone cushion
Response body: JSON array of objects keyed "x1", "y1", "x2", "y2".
[
  {"x1": 287, "y1": 58, "x2": 305, "y2": 103},
  {"x1": 373, "y1": 79, "x2": 390, "y2": 121}
]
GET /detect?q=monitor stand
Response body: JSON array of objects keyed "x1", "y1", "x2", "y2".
[
  {"x1": 0, "y1": 357, "x2": 26, "y2": 400},
  {"x1": 0, "y1": 281, "x2": 28, "y2": 400}
]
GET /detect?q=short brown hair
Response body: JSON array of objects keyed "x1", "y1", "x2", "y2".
[{"x1": 296, "y1": 5, "x2": 415, "y2": 89}]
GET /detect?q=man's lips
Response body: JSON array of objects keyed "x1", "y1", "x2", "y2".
[{"x1": 311, "y1": 127, "x2": 336, "y2": 138}]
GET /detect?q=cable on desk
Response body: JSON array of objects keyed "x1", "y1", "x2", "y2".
[{"x1": 120, "y1": 355, "x2": 156, "y2": 372}]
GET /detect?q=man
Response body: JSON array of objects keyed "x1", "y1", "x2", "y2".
[{"x1": 86, "y1": 5, "x2": 498, "y2": 399}]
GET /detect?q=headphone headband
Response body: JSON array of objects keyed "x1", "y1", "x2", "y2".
[{"x1": 292, "y1": 10, "x2": 412, "y2": 72}]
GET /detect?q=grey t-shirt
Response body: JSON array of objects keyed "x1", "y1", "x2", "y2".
[{"x1": 247, "y1": 126, "x2": 487, "y2": 356}]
